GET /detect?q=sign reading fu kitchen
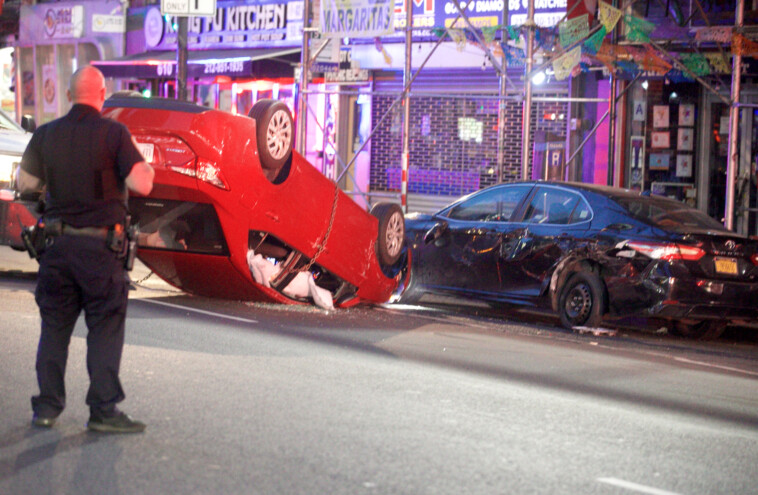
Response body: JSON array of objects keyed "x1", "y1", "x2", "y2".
[{"x1": 144, "y1": 0, "x2": 304, "y2": 50}]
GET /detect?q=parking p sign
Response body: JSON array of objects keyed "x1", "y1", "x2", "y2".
[{"x1": 161, "y1": 0, "x2": 216, "y2": 16}]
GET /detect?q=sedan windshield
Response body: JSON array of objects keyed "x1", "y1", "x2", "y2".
[{"x1": 615, "y1": 196, "x2": 727, "y2": 232}]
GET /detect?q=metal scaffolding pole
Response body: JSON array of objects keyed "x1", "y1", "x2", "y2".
[
  {"x1": 606, "y1": 0, "x2": 619, "y2": 186},
  {"x1": 725, "y1": 0, "x2": 744, "y2": 230},
  {"x1": 176, "y1": 17, "x2": 188, "y2": 101},
  {"x1": 520, "y1": 0, "x2": 536, "y2": 180},
  {"x1": 497, "y1": 0, "x2": 509, "y2": 183},
  {"x1": 401, "y1": 3, "x2": 412, "y2": 213},
  {"x1": 295, "y1": 0, "x2": 311, "y2": 154}
]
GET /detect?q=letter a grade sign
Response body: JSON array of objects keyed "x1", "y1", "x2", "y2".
[{"x1": 162, "y1": 0, "x2": 216, "y2": 16}]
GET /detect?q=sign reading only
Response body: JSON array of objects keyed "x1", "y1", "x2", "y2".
[{"x1": 161, "y1": 0, "x2": 216, "y2": 16}]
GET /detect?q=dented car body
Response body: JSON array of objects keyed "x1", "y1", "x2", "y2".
[
  {"x1": 101, "y1": 96, "x2": 404, "y2": 307},
  {"x1": 398, "y1": 181, "x2": 758, "y2": 338}
]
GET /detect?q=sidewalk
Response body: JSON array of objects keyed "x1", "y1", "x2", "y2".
[{"x1": 0, "y1": 245, "x2": 177, "y2": 292}]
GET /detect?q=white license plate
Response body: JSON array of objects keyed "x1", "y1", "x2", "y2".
[
  {"x1": 136, "y1": 142, "x2": 154, "y2": 163},
  {"x1": 714, "y1": 257, "x2": 738, "y2": 275}
]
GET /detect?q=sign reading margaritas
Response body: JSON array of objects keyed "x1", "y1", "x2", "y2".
[{"x1": 320, "y1": 0, "x2": 394, "y2": 38}]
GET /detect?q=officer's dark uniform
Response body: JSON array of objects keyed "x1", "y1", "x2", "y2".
[{"x1": 20, "y1": 103, "x2": 144, "y2": 421}]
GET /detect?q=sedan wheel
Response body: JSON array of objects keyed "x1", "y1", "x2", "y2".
[
  {"x1": 370, "y1": 203, "x2": 405, "y2": 266},
  {"x1": 558, "y1": 271, "x2": 606, "y2": 330},
  {"x1": 248, "y1": 99, "x2": 293, "y2": 172}
]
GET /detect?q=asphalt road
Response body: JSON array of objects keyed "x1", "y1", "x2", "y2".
[{"x1": 1, "y1": 247, "x2": 757, "y2": 495}]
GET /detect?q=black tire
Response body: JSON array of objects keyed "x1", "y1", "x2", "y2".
[
  {"x1": 248, "y1": 99, "x2": 293, "y2": 171},
  {"x1": 558, "y1": 271, "x2": 606, "y2": 329},
  {"x1": 370, "y1": 203, "x2": 405, "y2": 266},
  {"x1": 670, "y1": 320, "x2": 727, "y2": 340}
]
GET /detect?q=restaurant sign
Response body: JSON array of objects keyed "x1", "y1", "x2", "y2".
[{"x1": 144, "y1": 0, "x2": 304, "y2": 50}]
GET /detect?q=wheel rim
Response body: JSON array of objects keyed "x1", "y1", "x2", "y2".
[
  {"x1": 564, "y1": 282, "x2": 592, "y2": 325},
  {"x1": 266, "y1": 109, "x2": 292, "y2": 160},
  {"x1": 384, "y1": 211, "x2": 404, "y2": 258}
]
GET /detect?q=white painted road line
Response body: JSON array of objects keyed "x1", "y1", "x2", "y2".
[
  {"x1": 597, "y1": 478, "x2": 683, "y2": 495},
  {"x1": 138, "y1": 298, "x2": 259, "y2": 324}
]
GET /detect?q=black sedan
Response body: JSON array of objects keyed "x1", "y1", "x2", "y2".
[{"x1": 396, "y1": 181, "x2": 758, "y2": 339}]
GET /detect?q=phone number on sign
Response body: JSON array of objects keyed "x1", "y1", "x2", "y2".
[{"x1": 204, "y1": 60, "x2": 245, "y2": 74}]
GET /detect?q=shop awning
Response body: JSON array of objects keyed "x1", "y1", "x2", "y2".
[{"x1": 93, "y1": 47, "x2": 301, "y2": 80}]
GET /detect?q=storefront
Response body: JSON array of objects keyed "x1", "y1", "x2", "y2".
[
  {"x1": 15, "y1": 1, "x2": 128, "y2": 125},
  {"x1": 622, "y1": 73, "x2": 758, "y2": 235}
]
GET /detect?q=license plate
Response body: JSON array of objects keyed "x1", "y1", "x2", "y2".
[
  {"x1": 136, "y1": 142, "x2": 154, "y2": 163},
  {"x1": 714, "y1": 257, "x2": 738, "y2": 275}
]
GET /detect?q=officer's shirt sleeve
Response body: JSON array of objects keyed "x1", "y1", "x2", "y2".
[
  {"x1": 20, "y1": 127, "x2": 45, "y2": 180},
  {"x1": 111, "y1": 122, "x2": 147, "y2": 180}
]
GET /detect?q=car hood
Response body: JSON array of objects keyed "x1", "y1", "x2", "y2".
[{"x1": 0, "y1": 129, "x2": 31, "y2": 156}]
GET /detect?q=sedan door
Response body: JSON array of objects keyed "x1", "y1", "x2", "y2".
[
  {"x1": 419, "y1": 185, "x2": 533, "y2": 298},
  {"x1": 497, "y1": 186, "x2": 592, "y2": 301}
]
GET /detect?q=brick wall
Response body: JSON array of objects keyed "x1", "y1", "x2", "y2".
[{"x1": 370, "y1": 93, "x2": 569, "y2": 197}]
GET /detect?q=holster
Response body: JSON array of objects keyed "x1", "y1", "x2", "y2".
[{"x1": 21, "y1": 218, "x2": 48, "y2": 260}]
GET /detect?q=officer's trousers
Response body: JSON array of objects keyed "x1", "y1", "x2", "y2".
[{"x1": 31, "y1": 234, "x2": 129, "y2": 418}]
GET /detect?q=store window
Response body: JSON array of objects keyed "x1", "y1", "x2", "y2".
[
  {"x1": 35, "y1": 45, "x2": 55, "y2": 124},
  {"x1": 626, "y1": 80, "x2": 699, "y2": 208}
]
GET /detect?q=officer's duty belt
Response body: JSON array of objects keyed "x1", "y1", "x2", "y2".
[{"x1": 59, "y1": 224, "x2": 110, "y2": 239}]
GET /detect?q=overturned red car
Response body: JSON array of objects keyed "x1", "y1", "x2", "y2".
[{"x1": 101, "y1": 95, "x2": 405, "y2": 307}]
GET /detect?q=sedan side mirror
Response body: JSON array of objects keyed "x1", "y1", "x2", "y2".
[{"x1": 423, "y1": 220, "x2": 449, "y2": 245}]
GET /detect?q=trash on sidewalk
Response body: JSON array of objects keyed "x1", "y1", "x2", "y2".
[{"x1": 246, "y1": 250, "x2": 334, "y2": 310}]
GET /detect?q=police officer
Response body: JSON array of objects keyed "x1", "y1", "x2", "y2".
[{"x1": 18, "y1": 66, "x2": 154, "y2": 433}]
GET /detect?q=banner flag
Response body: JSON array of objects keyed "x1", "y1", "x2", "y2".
[
  {"x1": 448, "y1": 28, "x2": 467, "y2": 51},
  {"x1": 583, "y1": 26, "x2": 606, "y2": 54},
  {"x1": 642, "y1": 45, "x2": 672, "y2": 74},
  {"x1": 553, "y1": 46, "x2": 581, "y2": 80},
  {"x1": 559, "y1": 14, "x2": 589, "y2": 48},
  {"x1": 704, "y1": 52, "x2": 731, "y2": 74},
  {"x1": 681, "y1": 52, "x2": 711, "y2": 76},
  {"x1": 625, "y1": 14, "x2": 655, "y2": 42},
  {"x1": 732, "y1": 33, "x2": 758, "y2": 56},
  {"x1": 695, "y1": 26, "x2": 732, "y2": 43},
  {"x1": 320, "y1": 0, "x2": 393, "y2": 38},
  {"x1": 598, "y1": 1, "x2": 622, "y2": 32},
  {"x1": 482, "y1": 25, "x2": 499, "y2": 44}
]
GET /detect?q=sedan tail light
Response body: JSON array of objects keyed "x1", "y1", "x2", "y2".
[
  {"x1": 751, "y1": 253, "x2": 758, "y2": 266},
  {"x1": 134, "y1": 134, "x2": 229, "y2": 190},
  {"x1": 625, "y1": 241, "x2": 705, "y2": 261}
]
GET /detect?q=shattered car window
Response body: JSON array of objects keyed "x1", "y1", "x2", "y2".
[
  {"x1": 616, "y1": 196, "x2": 727, "y2": 231},
  {"x1": 446, "y1": 185, "x2": 531, "y2": 222}
]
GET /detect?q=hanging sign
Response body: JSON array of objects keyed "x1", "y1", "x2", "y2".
[
  {"x1": 162, "y1": 0, "x2": 217, "y2": 16},
  {"x1": 319, "y1": 0, "x2": 394, "y2": 38}
]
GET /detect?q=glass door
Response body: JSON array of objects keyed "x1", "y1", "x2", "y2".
[{"x1": 699, "y1": 88, "x2": 758, "y2": 235}]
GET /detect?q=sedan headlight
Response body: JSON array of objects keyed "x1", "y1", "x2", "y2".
[{"x1": 0, "y1": 153, "x2": 21, "y2": 184}]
